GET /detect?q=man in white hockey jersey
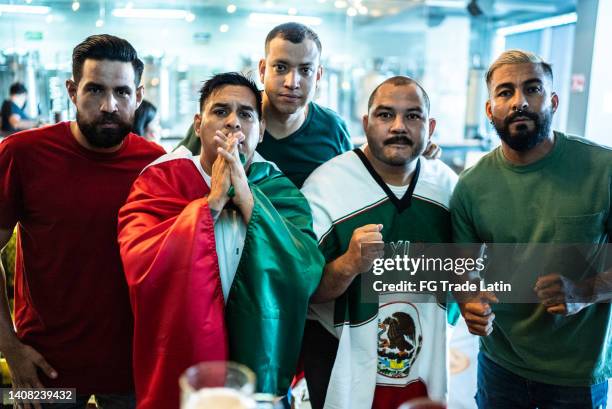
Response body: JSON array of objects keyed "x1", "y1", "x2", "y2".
[{"x1": 301, "y1": 76, "x2": 459, "y2": 409}]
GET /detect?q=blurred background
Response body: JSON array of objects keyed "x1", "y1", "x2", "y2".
[{"x1": 1, "y1": 0, "x2": 610, "y2": 166}]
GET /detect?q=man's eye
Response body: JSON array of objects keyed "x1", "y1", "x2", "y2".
[
  {"x1": 301, "y1": 67, "x2": 313, "y2": 75},
  {"x1": 274, "y1": 64, "x2": 287, "y2": 73},
  {"x1": 240, "y1": 111, "x2": 254, "y2": 119},
  {"x1": 527, "y1": 86, "x2": 542, "y2": 94},
  {"x1": 497, "y1": 90, "x2": 512, "y2": 97},
  {"x1": 377, "y1": 112, "x2": 392, "y2": 119},
  {"x1": 88, "y1": 87, "x2": 102, "y2": 94},
  {"x1": 117, "y1": 89, "x2": 130, "y2": 97},
  {"x1": 407, "y1": 113, "x2": 422, "y2": 120},
  {"x1": 213, "y1": 109, "x2": 227, "y2": 116}
]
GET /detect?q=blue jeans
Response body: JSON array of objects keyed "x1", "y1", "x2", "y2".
[
  {"x1": 40, "y1": 393, "x2": 135, "y2": 409},
  {"x1": 476, "y1": 353, "x2": 608, "y2": 409}
]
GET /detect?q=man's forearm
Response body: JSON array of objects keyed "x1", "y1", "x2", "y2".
[{"x1": 311, "y1": 255, "x2": 357, "y2": 304}]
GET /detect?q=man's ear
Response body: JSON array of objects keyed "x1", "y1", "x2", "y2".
[
  {"x1": 66, "y1": 79, "x2": 78, "y2": 105},
  {"x1": 551, "y1": 92, "x2": 559, "y2": 114},
  {"x1": 135, "y1": 85, "x2": 144, "y2": 107},
  {"x1": 258, "y1": 58, "x2": 266, "y2": 84},
  {"x1": 362, "y1": 114, "x2": 369, "y2": 135},
  {"x1": 193, "y1": 113, "x2": 202, "y2": 137},
  {"x1": 259, "y1": 118, "x2": 265, "y2": 143},
  {"x1": 428, "y1": 118, "x2": 437, "y2": 139},
  {"x1": 316, "y1": 65, "x2": 323, "y2": 85},
  {"x1": 485, "y1": 100, "x2": 493, "y2": 122}
]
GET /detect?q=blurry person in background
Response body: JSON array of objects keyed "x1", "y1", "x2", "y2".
[
  {"x1": 0, "y1": 34, "x2": 165, "y2": 409},
  {"x1": 1, "y1": 82, "x2": 37, "y2": 135},
  {"x1": 132, "y1": 99, "x2": 161, "y2": 143}
]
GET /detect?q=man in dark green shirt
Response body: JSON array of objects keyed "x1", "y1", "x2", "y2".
[{"x1": 451, "y1": 49, "x2": 611, "y2": 409}]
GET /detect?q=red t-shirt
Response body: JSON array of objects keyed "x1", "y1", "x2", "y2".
[{"x1": 0, "y1": 122, "x2": 165, "y2": 394}]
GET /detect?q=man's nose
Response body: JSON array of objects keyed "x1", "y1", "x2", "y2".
[
  {"x1": 390, "y1": 115, "x2": 407, "y2": 133},
  {"x1": 224, "y1": 112, "x2": 241, "y2": 130},
  {"x1": 284, "y1": 70, "x2": 300, "y2": 89},
  {"x1": 100, "y1": 93, "x2": 118, "y2": 113},
  {"x1": 511, "y1": 91, "x2": 528, "y2": 111}
]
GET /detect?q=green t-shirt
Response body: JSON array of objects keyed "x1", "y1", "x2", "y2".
[
  {"x1": 450, "y1": 131, "x2": 612, "y2": 386},
  {"x1": 174, "y1": 102, "x2": 352, "y2": 188}
]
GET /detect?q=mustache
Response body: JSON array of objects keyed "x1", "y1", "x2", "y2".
[
  {"x1": 384, "y1": 135, "x2": 413, "y2": 146},
  {"x1": 504, "y1": 110, "x2": 539, "y2": 125},
  {"x1": 97, "y1": 113, "x2": 122, "y2": 124}
]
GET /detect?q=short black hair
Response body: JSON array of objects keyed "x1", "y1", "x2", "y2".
[
  {"x1": 132, "y1": 100, "x2": 157, "y2": 136},
  {"x1": 72, "y1": 34, "x2": 144, "y2": 86},
  {"x1": 367, "y1": 76, "x2": 431, "y2": 114},
  {"x1": 265, "y1": 22, "x2": 322, "y2": 56},
  {"x1": 9, "y1": 82, "x2": 27, "y2": 96},
  {"x1": 198, "y1": 72, "x2": 262, "y2": 119}
]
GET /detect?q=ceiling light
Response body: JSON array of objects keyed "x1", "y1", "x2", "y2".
[
  {"x1": 71, "y1": 1, "x2": 80, "y2": 11},
  {"x1": 95, "y1": 18, "x2": 104, "y2": 27},
  {"x1": 45, "y1": 14, "x2": 53, "y2": 23},
  {"x1": 346, "y1": 7, "x2": 357, "y2": 16},
  {"x1": 25, "y1": 0, "x2": 32, "y2": 4},
  {"x1": 496, "y1": 12, "x2": 577, "y2": 36},
  {"x1": 227, "y1": 4, "x2": 236, "y2": 13},
  {"x1": 370, "y1": 8, "x2": 381, "y2": 17},
  {"x1": 185, "y1": 12, "x2": 195, "y2": 22},
  {"x1": 0, "y1": 4, "x2": 51, "y2": 14},
  {"x1": 219, "y1": 24, "x2": 229, "y2": 32},
  {"x1": 358, "y1": 5, "x2": 368, "y2": 15},
  {"x1": 334, "y1": 0, "x2": 348, "y2": 9},
  {"x1": 125, "y1": 1, "x2": 133, "y2": 9},
  {"x1": 288, "y1": 7, "x2": 297, "y2": 15},
  {"x1": 248, "y1": 12, "x2": 322, "y2": 26},
  {"x1": 112, "y1": 8, "x2": 192, "y2": 19}
]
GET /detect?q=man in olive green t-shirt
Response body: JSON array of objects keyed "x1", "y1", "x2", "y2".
[{"x1": 451, "y1": 49, "x2": 611, "y2": 409}]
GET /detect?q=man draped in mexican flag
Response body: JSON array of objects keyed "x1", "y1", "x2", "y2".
[
  {"x1": 117, "y1": 72, "x2": 323, "y2": 409},
  {"x1": 301, "y1": 76, "x2": 459, "y2": 409}
]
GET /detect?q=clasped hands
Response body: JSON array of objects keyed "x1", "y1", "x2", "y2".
[{"x1": 207, "y1": 130, "x2": 254, "y2": 224}]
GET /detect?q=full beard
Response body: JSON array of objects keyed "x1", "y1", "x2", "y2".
[
  {"x1": 494, "y1": 108, "x2": 553, "y2": 152},
  {"x1": 77, "y1": 112, "x2": 132, "y2": 149}
]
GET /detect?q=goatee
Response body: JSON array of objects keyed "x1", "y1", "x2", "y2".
[{"x1": 77, "y1": 111, "x2": 132, "y2": 149}]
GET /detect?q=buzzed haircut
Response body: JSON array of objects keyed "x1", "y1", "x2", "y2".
[
  {"x1": 198, "y1": 72, "x2": 263, "y2": 119},
  {"x1": 265, "y1": 22, "x2": 322, "y2": 56},
  {"x1": 367, "y1": 76, "x2": 431, "y2": 114},
  {"x1": 72, "y1": 34, "x2": 144, "y2": 86},
  {"x1": 485, "y1": 49, "x2": 553, "y2": 90}
]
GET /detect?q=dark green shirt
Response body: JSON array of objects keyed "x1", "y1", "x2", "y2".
[
  {"x1": 451, "y1": 131, "x2": 612, "y2": 386},
  {"x1": 175, "y1": 102, "x2": 352, "y2": 188}
]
